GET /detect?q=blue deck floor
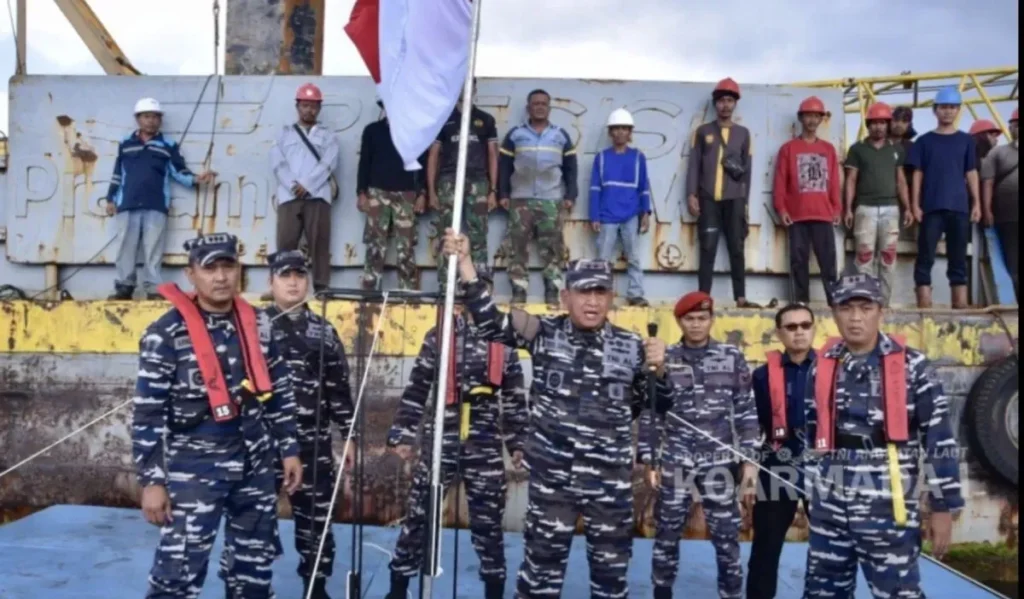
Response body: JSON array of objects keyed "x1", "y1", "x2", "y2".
[{"x1": 0, "y1": 505, "x2": 1002, "y2": 598}]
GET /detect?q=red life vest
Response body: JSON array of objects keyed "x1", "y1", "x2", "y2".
[
  {"x1": 813, "y1": 335, "x2": 909, "y2": 451},
  {"x1": 158, "y1": 283, "x2": 273, "y2": 423},
  {"x1": 765, "y1": 350, "x2": 789, "y2": 450},
  {"x1": 439, "y1": 308, "x2": 506, "y2": 406}
]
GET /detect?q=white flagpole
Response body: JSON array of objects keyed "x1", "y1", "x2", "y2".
[{"x1": 422, "y1": 0, "x2": 483, "y2": 597}]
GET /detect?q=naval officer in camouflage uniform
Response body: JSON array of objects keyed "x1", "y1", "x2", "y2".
[
  {"x1": 442, "y1": 228, "x2": 679, "y2": 599},
  {"x1": 133, "y1": 233, "x2": 303, "y2": 599},
  {"x1": 384, "y1": 265, "x2": 528, "y2": 599},
  {"x1": 803, "y1": 275, "x2": 963, "y2": 598},
  {"x1": 638, "y1": 291, "x2": 759, "y2": 599},
  {"x1": 263, "y1": 250, "x2": 356, "y2": 599}
]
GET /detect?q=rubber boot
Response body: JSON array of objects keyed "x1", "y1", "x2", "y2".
[
  {"x1": 483, "y1": 579, "x2": 505, "y2": 599},
  {"x1": 303, "y1": 577, "x2": 332, "y2": 599},
  {"x1": 385, "y1": 573, "x2": 410, "y2": 599},
  {"x1": 543, "y1": 281, "x2": 560, "y2": 306},
  {"x1": 654, "y1": 586, "x2": 673, "y2": 599},
  {"x1": 108, "y1": 285, "x2": 134, "y2": 300},
  {"x1": 916, "y1": 286, "x2": 933, "y2": 309},
  {"x1": 951, "y1": 285, "x2": 969, "y2": 309}
]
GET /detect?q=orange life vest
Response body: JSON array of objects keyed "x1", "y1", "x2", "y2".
[
  {"x1": 158, "y1": 283, "x2": 273, "y2": 423},
  {"x1": 438, "y1": 307, "x2": 506, "y2": 406},
  {"x1": 813, "y1": 335, "x2": 909, "y2": 451},
  {"x1": 765, "y1": 350, "x2": 789, "y2": 450}
]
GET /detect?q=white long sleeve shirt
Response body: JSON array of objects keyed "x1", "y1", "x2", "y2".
[{"x1": 269, "y1": 123, "x2": 340, "y2": 205}]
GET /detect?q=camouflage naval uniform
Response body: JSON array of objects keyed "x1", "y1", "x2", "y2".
[
  {"x1": 638, "y1": 329, "x2": 758, "y2": 598},
  {"x1": 132, "y1": 234, "x2": 300, "y2": 599},
  {"x1": 387, "y1": 278, "x2": 528, "y2": 595},
  {"x1": 263, "y1": 251, "x2": 355, "y2": 591},
  {"x1": 433, "y1": 106, "x2": 498, "y2": 287},
  {"x1": 803, "y1": 275, "x2": 964, "y2": 599},
  {"x1": 462, "y1": 259, "x2": 679, "y2": 599}
]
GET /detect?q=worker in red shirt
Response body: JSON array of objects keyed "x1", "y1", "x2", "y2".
[{"x1": 773, "y1": 97, "x2": 842, "y2": 305}]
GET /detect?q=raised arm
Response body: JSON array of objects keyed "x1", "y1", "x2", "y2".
[{"x1": 500, "y1": 349, "x2": 530, "y2": 455}]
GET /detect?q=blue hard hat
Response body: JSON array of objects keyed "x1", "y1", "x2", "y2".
[{"x1": 935, "y1": 87, "x2": 962, "y2": 106}]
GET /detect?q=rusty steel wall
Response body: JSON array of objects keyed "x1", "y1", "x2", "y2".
[
  {"x1": 0, "y1": 302, "x2": 1017, "y2": 544},
  {"x1": 3, "y1": 75, "x2": 889, "y2": 302}
]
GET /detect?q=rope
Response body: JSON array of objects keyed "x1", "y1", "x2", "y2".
[
  {"x1": 197, "y1": 0, "x2": 223, "y2": 236},
  {"x1": 661, "y1": 410, "x2": 1012, "y2": 598},
  {"x1": 0, "y1": 301, "x2": 310, "y2": 482},
  {"x1": 305, "y1": 292, "x2": 391, "y2": 598}
]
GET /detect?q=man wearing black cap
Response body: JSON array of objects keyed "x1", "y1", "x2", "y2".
[
  {"x1": 384, "y1": 264, "x2": 528, "y2": 599},
  {"x1": 803, "y1": 274, "x2": 963, "y2": 598},
  {"x1": 262, "y1": 250, "x2": 355, "y2": 599},
  {"x1": 134, "y1": 233, "x2": 302, "y2": 599},
  {"x1": 442, "y1": 228, "x2": 679, "y2": 599}
]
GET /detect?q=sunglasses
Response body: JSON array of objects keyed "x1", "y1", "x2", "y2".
[{"x1": 782, "y1": 322, "x2": 814, "y2": 332}]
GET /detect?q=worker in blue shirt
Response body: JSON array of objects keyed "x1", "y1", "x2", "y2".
[
  {"x1": 589, "y1": 108, "x2": 652, "y2": 306},
  {"x1": 906, "y1": 87, "x2": 981, "y2": 309},
  {"x1": 745, "y1": 303, "x2": 816, "y2": 599},
  {"x1": 105, "y1": 97, "x2": 215, "y2": 300}
]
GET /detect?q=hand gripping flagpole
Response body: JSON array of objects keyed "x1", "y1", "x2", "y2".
[{"x1": 421, "y1": 1, "x2": 483, "y2": 597}]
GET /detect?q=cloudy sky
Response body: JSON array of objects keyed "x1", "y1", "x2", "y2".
[{"x1": 0, "y1": 0, "x2": 1018, "y2": 131}]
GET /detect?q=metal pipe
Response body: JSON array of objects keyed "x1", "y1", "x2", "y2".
[
  {"x1": 43, "y1": 263, "x2": 59, "y2": 300},
  {"x1": 792, "y1": 66, "x2": 1017, "y2": 88},
  {"x1": 15, "y1": 0, "x2": 26, "y2": 75},
  {"x1": 970, "y1": 73, "x2": 1011, "y2": 137},
  {"x1": 422, "y1": 0, "x2": 483, "y2": 596}
]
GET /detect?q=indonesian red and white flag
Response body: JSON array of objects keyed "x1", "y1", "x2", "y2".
[{"x1": 345, "y1": 0, "x2": 474, "y2": 170}]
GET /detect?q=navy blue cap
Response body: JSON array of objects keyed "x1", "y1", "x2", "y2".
[
  {"x1": 565, "y1": 259, "x2": 613, "y2": 291},
  {"x1": 832, "y1": 274, "x2": 884, "y2": 305},
  {"x1": 267, "y1": 250, "x2": 309, "y2": 276},
  {"x1": 184, "y1": 233, "x2": 239, "y2": 267}
]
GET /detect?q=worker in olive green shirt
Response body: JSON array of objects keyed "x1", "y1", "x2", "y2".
[{"x1": 843, "y1": 102, "x2": 912, "y2": 306}]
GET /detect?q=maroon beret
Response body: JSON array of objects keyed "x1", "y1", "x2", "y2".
[{"x1": 674, "y1": 291, "x2": 714, "y2": 318}]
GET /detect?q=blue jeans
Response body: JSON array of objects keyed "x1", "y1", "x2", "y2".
[
  {"x1": 914, "y1": 209, "x2": 969, "y2": 287},
  {"x1": 595, "y1": 216, "x2": 644, "y2": 299},
  {"x1": 114, "y1": 209, "x2": 168, "y2": 294}
]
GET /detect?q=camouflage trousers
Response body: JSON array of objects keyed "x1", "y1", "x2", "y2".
[
  {"x1": 516, "y1": 460, "x2": 633, "y2": 599},
  {"x1": 504, "y1": 198, "x2": 565, "y2": 293},
  {"x1": 652, "y1": 463, "x2": 742, "y2": 598},
  {"x1": 436, "y1": 176, "x2": 490, "y2": 287},
  {"x1": 289, "y1": 449, "x2": 338, "y2": 581},
  {"x1": 362, "y1": 188, "x2": 418, "y2": 291},
  {"x1": 804, "y1": 463, "x2": 923, "y2": 598},
  {"x1": 390, "y1": 435, "x2": 508, "y2": 584},
  {"x1": 147, "y1": 468, "x2": 279, "y2": 599}
]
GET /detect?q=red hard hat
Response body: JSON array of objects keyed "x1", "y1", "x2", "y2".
[
  {"x1": 798, "y1": 96, "x2": 827, "y2": 115},
  {"x1": 1011, "y1": 108, "x2": 1019, "y2": 122},
  {"x1": 296, "y1": 83, "x2": 323, "y2": 102},
  {"x1": 969, "y1": 119, "x2": 1001, "y2": 136},
  {"x1": 713, "y1": 77, "x2": 741, "y2": 99},
  {"x1": 866, "y1": 102, "x2": 893, "y2": 121}
]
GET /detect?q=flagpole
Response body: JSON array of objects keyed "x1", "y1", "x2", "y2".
[{"x1": 421, "y1": 0, "x2": 483, "y2": 597}]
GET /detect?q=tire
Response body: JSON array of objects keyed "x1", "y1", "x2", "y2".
[{"x1": 966, "y1": 355, "x2": 1019, "y2": 487}]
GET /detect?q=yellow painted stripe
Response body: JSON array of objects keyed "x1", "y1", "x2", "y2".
[{"x1": 0, "y1": 300, "x2": 1015, "y2": 365}]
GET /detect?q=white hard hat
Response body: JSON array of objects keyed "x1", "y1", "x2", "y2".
[
  {"x1": 607, "y1": 108, "x2": 634, "y2": 128},
  {"x1": 134, "y1": 97, "x2": 162, "y2": 115}
]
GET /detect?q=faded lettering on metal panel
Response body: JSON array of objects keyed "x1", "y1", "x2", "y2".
[{"x1": 4, "y1": 76, "x2": 843, "y2": 270}]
